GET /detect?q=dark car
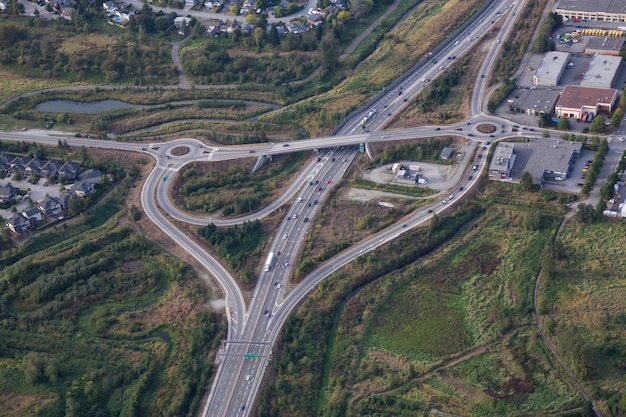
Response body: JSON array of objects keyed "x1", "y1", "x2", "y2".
[
  {"x1": 249, "y1": 149, "x2": 255, "y2": 153},
  {"x1": 317, "y1": 157, "x2": 321, "y2": 162},
  {"x1": 436, "y1": 127, "x2": 441, "y2": 131},
  {"x1": 468, "y1": 175, "x2": 473, "y2": 180},
  {"x1": 459, "y1": 186, "x2": 464, "y2": 191},
  {"x1": 427, "y1": 209, "x2": 433, "y2": 213},
  {"x1": 283, "y1": 143, "x2": 290, "y2": 147},
  {"x1": 331, "y1": 157, "x2": 335, "y2": 162}
]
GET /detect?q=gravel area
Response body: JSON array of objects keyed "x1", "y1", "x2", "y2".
[{"x1": 361, "y1": 160, "x2": 460, "y2": 192}]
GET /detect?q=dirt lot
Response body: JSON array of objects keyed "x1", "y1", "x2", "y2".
[{"x1": 361, "y1": 161, "x2": 458, "y2": 192}]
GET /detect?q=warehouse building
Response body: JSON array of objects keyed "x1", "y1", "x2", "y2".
[
  {"x1": 585, "y1": 36, "x2": 625, "y2": 56},
  {"x1": 490, "y1": 140, "x2": 582, "y2": 184},
  {"x1": 507, "y1": 88, "x2": 560, "y2": 116},
  {"x1": 554, "y1": 85, "x2": 618, "y2": 119},
  {"x1": 533, "y1": 52, "x2": 570, "y2": 86},
  {"x1": 581, "y1": 54, "x2": 622, "y2": 89},
  {"x1": 555, "y1": 0, "x2": 626, "y2": 21}
]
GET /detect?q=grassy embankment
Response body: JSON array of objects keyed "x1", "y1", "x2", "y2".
[
  {"x1": 263, "y1": 0, "x2": 486, "y2": 136},
  {"x1": 0, "y1": 151, "x2": 224, "y2": 417},
  {"x1": 258, "y1": 182, "x2": 605, "y2": 417},
  {"x1": 540, "y1": 220, "x2": 626, "y2": 416}
]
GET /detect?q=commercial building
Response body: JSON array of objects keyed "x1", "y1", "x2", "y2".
[
  {"x1": 533, "y1": 52, "x2": 569, "y2": 86},
  {"x1": 439, "y1": 147, "x2": 455, "y2": 160},
  {"x1": 489, "y1": 140, "x2": 582, "y2": 184},
  {"x1": 581, "y1": 55, "x2": 622, "y2": 88},
  {"x1": 488, "y1": 144, "x2": 516, "y2": 180},
  {"x1": 554, "y1": 85, "x2": 618, "y2": 119},
  {"x1": 585, "y1": 36, "x2": 625, "y2": 56},
  {"x1": 507, "y1": 88, "x2": 560, "y2": 116},
  {"x1": 555, "y1": 0, "x2": 626, "y2": 21}
]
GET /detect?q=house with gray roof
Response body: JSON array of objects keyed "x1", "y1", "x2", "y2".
[
  {"x1": 6, "y1": 214, "x2": 31, "y2": 235},
  {"x1": 38, "y1": 196, "x2": 64, "y2": 216},
  {"x1": 0, "y1": 184, "x2": 18, "y2": 205}
]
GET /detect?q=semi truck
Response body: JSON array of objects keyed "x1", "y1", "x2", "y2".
[{"x1": 264, "y1": 252, "x2": 275, "y2": 272}]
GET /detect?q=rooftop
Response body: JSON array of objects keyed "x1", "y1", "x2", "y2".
[
  {"x1": 518, "y1": 140, "x2": 582, "y2": 181},
  {"x1": 585, "y1": 36, "x2": 625, "y2": 53},
  {"x1": 489, "y1": 144, "x2": 514, "y2": 172},
  {"x1": 582, "y1": 54, "x2": 622, "y2": 85},
  {"x1": 508, "y1": 88, "x2": 560, "y2": 112},
  {"x1": 555, "y1": 0, "x2": 626, "y2": 14},
  {"x1": 535, "y1": 51, "x2": 569, "y2": 83},
  {"x1": 555, "y1": 85, "x2": 618, "y2": 109}
]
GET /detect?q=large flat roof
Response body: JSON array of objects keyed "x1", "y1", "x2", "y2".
[
  {"x1": 535, "y1": 52, "x2": 569, "y2": 84},
  {"x1": 585, "y1": 36, "x2": 625, "y2": 53},
  {"x1": 509, "y1": 140, "x2": 582, "y2": 182},
  {"x1": 508, "y1": 88, "x2": 560, "y2": 112},
  {"x1": 556, "y1": 0, "x2": 626, "y2": 14},
  {"x1": 523, "y1": 140, "x2": 582, "y2": 180},
  {"x1": 555, "y1": 85, "x2": 617, "y2": 109},
  {"x1": 582, "y1": 54, "x2": 622, "y2": 86}
]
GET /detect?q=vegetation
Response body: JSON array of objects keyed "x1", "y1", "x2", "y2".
[
  {"x1": 533, "y1": 12, "x2": 562, "y2": 53},
  {"x1": 174, "y1": 152, "x2": 308, "y2": 214},
  {"x1": 541, "y1": 219, "x2": 626, "y2": 416},
  {"x1": 0, "y1": 169, "x2": 223, "y2": 416},
  {"x1": 198, "y1": 220, "x2": 266, "y2": 281},
  {"x1": 580, "y1": 139, "x2": 608, "y2": 195},
  {"x1": 261, "y1": 194, "x2": 586, "y2": 416}
]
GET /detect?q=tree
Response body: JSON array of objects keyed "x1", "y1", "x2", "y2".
[
  {"x1": 557, "y1": 117, "x2": 570, "y2": 130},
  {"x1": 611, "y1": 108, "x2": 624, "y2": 128},
  {"x1": 318, "y1": 30, "x2": 339, "y2": 70},
  {"x1": 538, "y1": 113, "x2": 552, "y2": 128},
  {"x1": 268, "y1": 23, "x2": 279, "y2": 45},
  {"x1": 520, "y1": 171, "x2": 533, "y2": 192},
  {"x1": 589, "y1": 115, "x2": 606, "y2": 133},
  {"x1": 253, "y1": 27, "x2": 265, "y2": 49}
]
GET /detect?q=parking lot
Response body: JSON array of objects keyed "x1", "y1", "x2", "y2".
[
  {"x1": 541, "y1": 149, "x2": 596, "y2": 193},
  {"x1": 0, "y1": 175, "x2": 64, "y2": 220}
]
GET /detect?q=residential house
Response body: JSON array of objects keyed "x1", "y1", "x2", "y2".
[
  {"x1": 40, "y1": 160, "x2": 63, "y2": 179},
  {"x1": 174, "y1": 16, "x2": 192, "y2": 28},
  {"x1": 59, "y1": 161, "x2": 80, "y2": 181},
  {"x1": 204, "y1": 0, "x2": 222, "y2": 9},
  {"x1": 223, "y1": 20, "x2": 240, "y2": 33},
  {"x1": 9, "y1": 156, "x2": 29, "y2": 176},
  {"x1": 22, "y1": 206, "x2": 43, "y2": 223},
  {"x1": 206, "y1": 23, "x2": 221, "y2": 37},
  {"x1": 24, "y1": 158, "x2": 44, "y2": 178},
  {"x1": 287, "y1": 23, "x2": 307, "y2": 34},
  {"x1": 71, "y1": 181, "x2": 95, "y2": 198},
  {"x1": 56, "y1": 192, "x2": 73, "y2": 210},
  {"x1": 329, "y1": 0, "x2": 346, "y2": 8},
  {"x1": 79, "y1": 168, "x2": 103, "y2": 185},
  {"x1": 103, "y1": 0, "x2": 117, "y2": 12},
  {"x1": 0, "y1": 153, "x2": 11, "y2": 174},
  {"x1": 0, "y1": 184, "x2": 18, "y2": 205},
  {"x1": 186, "y1": 0, "x2": 199, "y2": 7},
  {"x1": 308, "y1": 12, "x2": 324, "y2": 26},
  {"x1": 6, "y1": 214, "x2": 31, "y2": 235},
  {"x1": 38, "y1": 196, "x2": 64, "y2": 216}
]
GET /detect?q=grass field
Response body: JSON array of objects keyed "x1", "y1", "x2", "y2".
[
  {"x1": 312, "y1": 200, "x2": 582, "y2": 416},
  {"x1": 541, "y1": 219, "x2": 626, "y2": 416}
]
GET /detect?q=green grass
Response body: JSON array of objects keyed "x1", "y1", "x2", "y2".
[{"x1": 366, "y1": 287, "x2": 470, "y2": 361}]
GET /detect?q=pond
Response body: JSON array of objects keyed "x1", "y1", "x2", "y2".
[{"x1": 35, "y1": 99, "x2": 147, "y2": 113}]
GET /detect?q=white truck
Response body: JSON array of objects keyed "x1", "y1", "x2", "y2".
[
  {"x1": 264, "y1": 251, "x2": 275, "y2": 272},
  {"x1": 417, "y1": 178, "x2": 428, "y2": 184}
]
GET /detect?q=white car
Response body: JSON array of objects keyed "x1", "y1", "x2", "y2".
[
  {"x1": 619, "y1": 136, "x2": 624, "y2": 142},
  {"x1": 283, "y1": 234, "x2": 287, "y2": 240}
]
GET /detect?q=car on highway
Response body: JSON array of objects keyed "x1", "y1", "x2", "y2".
[
  {"x1": 297, "y1": 197, "x2": 302, "y2": 203},
  {"x1": 292, "y1": 213, "x2": 298, "y2": 219},
  {"x1": 468, "y1": 175, "x2": 473, "y2": 180},
  {"x1": 283, "y1": 143, "x2": 290, "y2": 147},
  {"x1": 317, "y1": 157, "x2": 321, "y2": 162},
  {"x1": 620, "y1": 136, "x2": 624, "y2": 142},
  {"x1": 326, "y1": 180, "x2": 331, "y2": 184},
  {"x1": 428, "y1": 209, "x2": 433, "y2": 213},
  {"x1": 283, "y1": 234, "x2": 287, "y2": 240},
  {"x1": 249, "y1": 149, "x2": 255, "y2": 153}
]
